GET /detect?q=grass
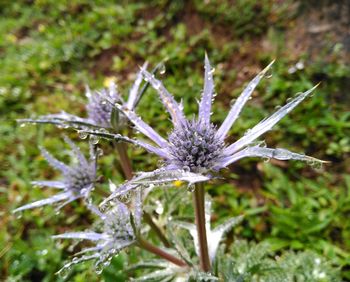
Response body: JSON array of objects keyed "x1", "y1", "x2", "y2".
[{"x1": 1, "y1": 0, "x2": 349, "y2": 281}]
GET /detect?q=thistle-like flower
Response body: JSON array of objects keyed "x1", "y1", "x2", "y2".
[
  {"x1": 18, "y1": 63, "x2": 148, "y2": 131},
  {"x1": 13, "y1": 137, "x2": 97, "y2": 212},
  {"x1": 52, "y1": 191, "x2": 142, "y2": 274},
  {"x1": 87, "y1": 54, "x2": 323, "y2": 199}
]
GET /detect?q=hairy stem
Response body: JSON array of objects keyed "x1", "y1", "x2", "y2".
[
  {"x1": 114, "y1": 141, "x2": 171, "y2": 247},
  {"x1": 137, "y1": 237, "x2": 187, "y2": 267},
  {"x1": 193, "y1": 182, "x2": 210, "y2": 272}
]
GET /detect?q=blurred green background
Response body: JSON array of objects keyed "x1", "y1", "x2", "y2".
[{"x1": 0, "y1": 0, "x2": 349, "y2": 281}]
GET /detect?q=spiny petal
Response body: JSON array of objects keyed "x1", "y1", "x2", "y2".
[
  {"x1": 79, "y1": 129, "x2": 169, "y2": 159},
  {"x1": 31, "y1": 180, "x2": 66, "y2": 189},
  {"x1": 219, "y1": 145, "x2": 325, "y2": 168},
  {"x1": 113, "y1": 103, "x2": 168, "y2": 147},
  {"x1": 100, "y1": 169, "x2": 210, "y2": 208},
  {"x1": 216, "y1": 60, "x2": 275, "y2": 140},
  {"x1": 13, "y1": 191, "x2": 72, "y2": 213},
  {"x1": 63, "y1": 136, "x2": 89, "y2": 168},
  {"x1": 126, "y1": 62, "x2": 148, "y2": 110},
  {"x1": 198, "y1": 53, "x2": 215, "y2": 125},
  {"x1": 40, "y1": 147, "x2": 71, "y2": 174},
  {"x1": 141, "y1": 69, "x2": 186, "y2": 128},
  {"x1": 52, "y1": 232, "x2": 108, "y2": 241},
  {"x1": 225, "y1": 84, "x2": 319, "y2": 155},
  {"x1": 130, "y1": 169, "x2": 211, "y2": 185}
]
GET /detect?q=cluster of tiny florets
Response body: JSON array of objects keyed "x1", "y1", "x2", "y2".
[
  {"x1": 103, "y1": 204, "x2": 134, "y2": 241},
  {"x1": 168, "y1": 120, "x2": 225, "y2": 172},
  {"x1": 86, "y1": 89, "x2": 116, "y2": 128},
  {"x1": 64, "y1": 166, "x2": 95, "y2": 195}
]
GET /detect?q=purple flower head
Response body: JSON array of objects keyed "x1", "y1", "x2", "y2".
[
  {"x1": 78, "y1": 54, "x2": 326, "y2": 206},
  {"x1": 13, "y1": 137, "x2": 97, "y2": 213},
  {"x1": 52, "y1": 191, "x2": 142, "y2": 274},
  {"x1": 168, "y1": 119, "x2": 225, "y2": 173},
  {"x1": 93, "y1": 54, "x2": 324, "y2": 176},
  {"x1": 17, "y1": 63, "x2": 148, "y2": 131},
  {"x1": 85, "y1": 82, "x2": 122, "y2": 128}
]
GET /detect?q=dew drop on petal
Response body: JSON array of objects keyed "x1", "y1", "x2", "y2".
[
  {"x1": 263, "y1": 157, "x2": 270, "y2": 163},
  {"x1": 78, "y1": 131, "x2": 88, "y2": 139},
  {"x1": 95, "y1": 263, "x2": 104, "y2": 274},
  {"x1": 229, "y1": 99, "x2": 237, "y2": 106},
  {"x1": 183, "y1": 166, "x2": 190, "y2": 172},
  {"x1": 264, "y1": 71, "x2": 273, "y2": 79},
  {"x1": 187, "y1": 184, "x2": 195, "y2": 192},
  {"x1": 89, "y1": 135, "x2": 99, "y2": 145},
  {"x1": 159, "y1": 63, "x2": 166, "y2": 75},
  {"x1": 97, "y1": 148, "x2": 104, "y2": 157},
  {"x1": 57, "y1": 266, "x2": 70, "y2": 279}
]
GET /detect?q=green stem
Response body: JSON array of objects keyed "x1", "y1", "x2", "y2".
[
  {"x1": 114, "y1": 141, "x2": 171, "y2": 247},
  {"x1": 137, "y1": 237, "x2": 187, "y2": 267},
  {"x1": 193, "y1": 182, "x2": 210, "y2": 272}
]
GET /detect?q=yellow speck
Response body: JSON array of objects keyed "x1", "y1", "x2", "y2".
[
  {"x1": 6, "y1": 34, "x2": 17, "y2": 43},
  {"x1": 173, "y1": 180, "x2": 183, "y2": 187},
  {"x1": 103, "y1": 76, "x2": 116, "y2": 88},
  {"x1": 38, "y1": 24, "x2": 46, "y2": 32}
]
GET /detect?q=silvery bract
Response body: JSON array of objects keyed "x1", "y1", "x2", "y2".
[
  {"x1": 175, "y1": 197, "x2": 243, "y2": 264},
  {"x1": 18, "y1": 63, "x2": 148, "y2": 131},
  {"x1": 13, "y1": 137, "x2": 97, "y2": 212},
  {"x1": 91, "y1": 55, "x2": 323, "y2": 201},
  {"x1": 53, "y1": 191, "x2": 142, "y2": 274}
]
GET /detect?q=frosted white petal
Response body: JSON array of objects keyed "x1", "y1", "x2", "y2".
[
  {"x1": 79, "y1": 129, "x2": 169, "y2": 159},
  {"x1": 217, "y1": 60, "x2": 275, "y2": 140},
  {"x1": 126, "y1": 62, "x2": 148, "y2": 110},
  {"x1": 52, "y1": 232, "x2": 108, "y2": 241},
  {"x1": 220, "y1": 145, "x2": 325, "y2": 168},
  {"x1": 13, "y1": 191, "x2": 72, "y2": 213},
  {"x1": 40, "y1": 147, "x2": 71, "y2": 174},
  {"x1": 141, "y1": 69, "x2": 186, "y2": 127},
  {"x1": 114, "y1": 103, "x2": 168, "y2": 147},
  {"x1": 100, "y1": 169, "x2": 210, "y2": 208},
  {"x1": 225, "y1": 84, "x2": 319, "y2": 155},
  {"x1": 63, "y1": 136, "x2": 89, "y2": 167},
  {"x1": 199, "y1": 53, "x2": 215, "y2": 125},
  {"x1": 31, "y1": 180, "x2": 66, "y2": 189}
]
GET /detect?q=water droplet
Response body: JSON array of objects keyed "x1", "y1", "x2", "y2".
[
  {"x1": 57, "y1": 266, "x2": 70, "y2": 279},
  {"x1": 155, "y1": 200, "x2": 164, "y2": 214},
  {"x1": 97, "y1": 148, "x2": 104, "y2": 156},
  {"x1": 264, "y1": 72, "x2": 273, "y2": 79},
  {"x1": 159, "y1": 63, "x2": 166, "y2": 75},
  {"x1": 95, "y1": 262, "x2": 104, "y2": 274},
  {"x1": 187, "y1": 184, "x2": 195, "y2": 192},
  {"x1": 89, "y1": 135, "x2": 99, "y2": 145},
  {"x1": 78, "y1": 131, "x2": 88, "y2": 139},
  {"x1": 275, "y1": 105, "x2": 282, "y2": 110},
  {"x1": 183, "y1": 166, "x2": 190, "y2": 172},
  {"x1": 229, "y1": 99, "x2": 237, "y2": 106},
  {"x1": 40, "y1": 249, "x2": 48, "y2": 255}
]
